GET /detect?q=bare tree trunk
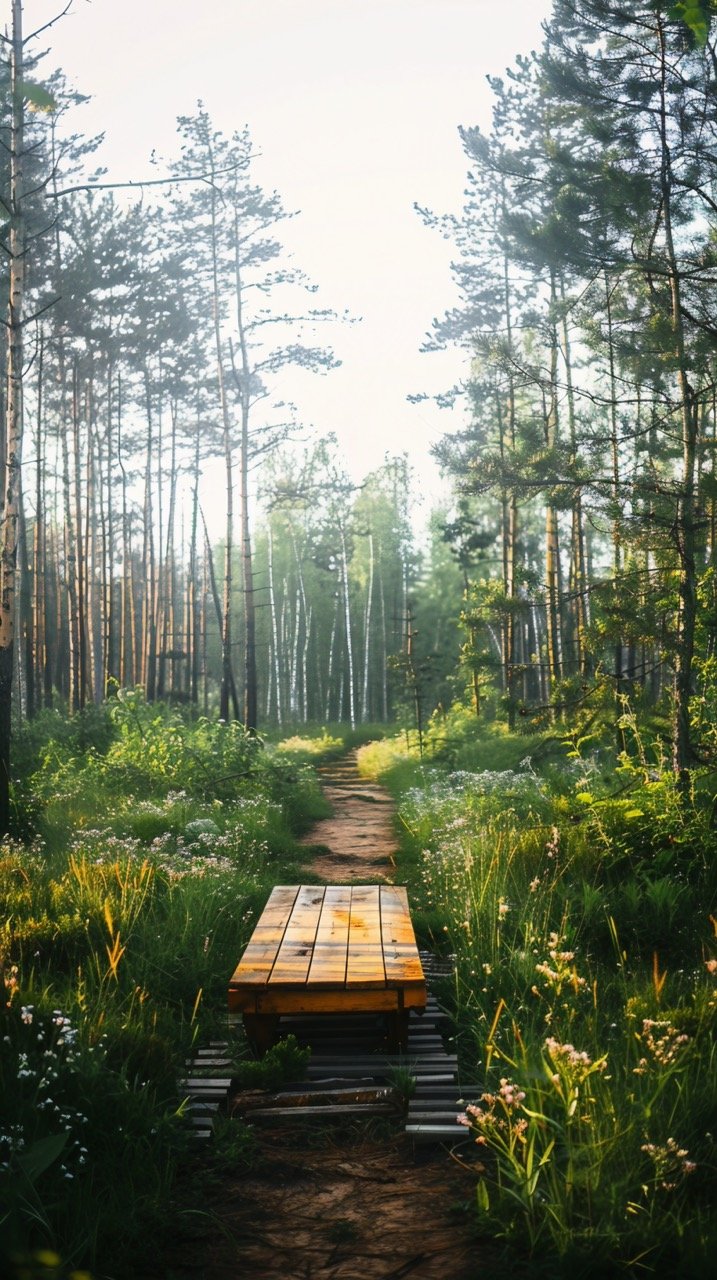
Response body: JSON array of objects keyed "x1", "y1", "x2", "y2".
[
  {"x1": 605, "y1": 273, "x2": 623, "y2": 707},
  {"x1": 657, "y1": 18, "x2": 699, "y2": 785},
  {"x1": 207, "y1": 160, "x2": 236, "y2": 722},
  {"x1": 18, "y1": 476, "x2": 32, "y2": 719},
  {"x1": 339, "y1": 519, "x2": 356, "y2": 729},
  {"x1": 502, "y1": 230, "x2": 519, "y2": 726},
  {"x1": 32, "y1": 336, "x2": 49, "y2": 709},
  {"x1": 188, "y1": 402, "x2": 202, "y2": 704},
  {"x1": 361, "y1": 531, "x2": 374, "y2": 721},
  {"x1": 325, "y1": 589, "x2": 339, "y2": 722},
  {"x1": 141, "y1": 368, "x2": 157, "y2": 699},
  {"x1": 379, "y1": 557, "x2": 388, "y2": 721},
  {"x1": 289, "y1": 524, "x2": 310, "y2": 722},
  {"x1": 302, "y1": 603, "x2": 311, "y2": 723},
  {"x1": 267, "y1": 523, "x2": 282, "y2": 727},
  {"x1": 0, "y1": 0, "x2": 26, "y2": 830},
  {"x1": 544, "y1": 277, "x2": 563, "y2": 715},
  {"x1": 560, "y1": 278, "x2": 588, "y2": 678},
  {"x1": 73, "y1": 361, "x2": 88, "y2": 710},
  {"x1": 201, "y1": 553, "x2": 209, "y2": 715},
  {"x1": 103, "y1": 369, "x2": 116, "y2": 696},
  {"x1": 85, "y1": 381, "x2": 101, "y2": 704},
  {"x1": 233, "y1": 221, "x2": 257, "y2": 729}
]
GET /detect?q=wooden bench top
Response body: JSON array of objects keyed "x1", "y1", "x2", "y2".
[{"x1": 228, "y1": 884, "x2": 426, "y2": 1016}]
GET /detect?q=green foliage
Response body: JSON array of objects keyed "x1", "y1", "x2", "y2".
[
  {"x1": 669, "y1": 1, "x2": 714, "y2": 46},
  {"x1": 395, "y1": 739, "x2": 717, "y2": 1275},
  {"x1": 233, "y1": 1034, "x2": 310, "y2": 1091},
  {"x1": 16, "y1": 79, "x2": 57, "y2": 113},
  {"x1": 0, "y1": 700, "x2": 327, "y2": 1275},
  {"x1": 272, "y1": 730, "x2": 345, "y2": 762}
]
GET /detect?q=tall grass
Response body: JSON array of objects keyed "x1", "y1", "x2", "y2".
[
  {"x1": 1, "y1": 699, "x2": 325, "y2": 1277},
  {"x1": 393, "y1": 740, "x2": 717, "y2": 1275}
]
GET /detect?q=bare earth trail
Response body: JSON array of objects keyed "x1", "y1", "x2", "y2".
[
  {"x1": 174, "y1": 752, "x2": 487, "y2": 1280},
  {"x1": 299, "y1": 751, "x2": 399, "y2": 882}
]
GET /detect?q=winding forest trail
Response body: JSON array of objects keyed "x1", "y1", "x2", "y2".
[
  {"x1": 300, "y1": 751, "x2": 399, "y2": 882},
  {"x1": 171, "y1": 752, "x2": 484, "y2": 1280}
]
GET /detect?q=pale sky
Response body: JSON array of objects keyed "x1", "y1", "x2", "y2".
[{"x1": 23, "y1": 0, "x2": 550, "y2": 519}]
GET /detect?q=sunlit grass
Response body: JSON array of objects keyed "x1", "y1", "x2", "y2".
[
  {"x1": 1, "y1": 700, "x2": 327, "y2": 1276},
  {"x1": 398, "y1": 756, "x2": 717, "y2": 1276}
]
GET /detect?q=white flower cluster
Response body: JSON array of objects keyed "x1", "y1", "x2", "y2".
[{"x1": 0, "y1": 1006, "x2": 96, "y2": 1178}]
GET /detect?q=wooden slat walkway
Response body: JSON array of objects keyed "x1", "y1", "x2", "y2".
[
  {"x1": 184, "y1": 947, "x2": 475, "y2": 1144},
  {"x1": 227, "y1": 949, "x2": 477, "y2": 1144}
]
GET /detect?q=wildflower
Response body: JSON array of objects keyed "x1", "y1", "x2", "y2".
[
  {"x1": 499, "y1": 1077, "x2": 526, "y2": 1108},
  {"x1": 641, "y1": 1137, "x2": 696, "y2": 1190},
  {"x1": 705, "y1": 958, "x2": 717, "y2": 975},
  {"x1": 20, "y1": 1005, "x2": 33, "y2": 1025},
  {"x1": 498, "y1": 898, "x2": 510, "y2": 919},
  {"x1": 529, "y1": 877, "x2": 540, "y2": 893},
  {"x1": 638, "y1": 1019, "x2": 690, "y2": 1068}
]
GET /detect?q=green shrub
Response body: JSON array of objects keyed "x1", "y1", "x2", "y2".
[{"x1": 234, "y1": 1034, "x2": 310, "y2": 1090}]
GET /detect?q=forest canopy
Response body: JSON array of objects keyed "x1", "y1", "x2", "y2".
[{"x1": 0, "y1": 1, "x2": 715, "y2": 818}]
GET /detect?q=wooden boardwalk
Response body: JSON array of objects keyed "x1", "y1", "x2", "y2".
[{"x1": 183, "y1": 950, "x2": 475, "y2": 1145}]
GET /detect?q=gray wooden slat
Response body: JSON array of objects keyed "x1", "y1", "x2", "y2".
[
  {"x1": 251, "y1": 1103, "x2": 395, "y2": 1119},
  {"x1": 407, "y1": 1111, "x2": 466, "y2": 1123},
  {"x1": 406, "y1": 1125, "x2": 467, "y2": 1143},
  {"x1": 408, "y1": 1099, "x2": 468, "y2": 1112},
  {"x1": 179, "y1": 1077, "x2": 231, "y2": 1089}
]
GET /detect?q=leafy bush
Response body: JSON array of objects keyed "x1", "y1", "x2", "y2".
[{"x1": 233, "y1": 1034, "x2": 310, "y2": 1091}]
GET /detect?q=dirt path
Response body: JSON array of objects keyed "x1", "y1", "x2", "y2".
[
  {"x1": 173, "y1": 751, "x2": 488, "y2": 1280},
  {"x1": 300, "y1": 752, "x2": 398, "y2": 882},
  {"x1": 195, "y1": 1130, "x2": 482, "y2": 1280}
]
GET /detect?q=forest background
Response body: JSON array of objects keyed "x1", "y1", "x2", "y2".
[{"x1": 1, "y1": 1, "x2": 717, "y2": 1278}]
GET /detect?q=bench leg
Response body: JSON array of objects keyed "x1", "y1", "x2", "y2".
[
  {"x1": 386, "y1": 1011, "x2": 410, "y2": 1054},
  {"x1": 243, "y1": 1013, "x2": 280, "y2": 1057}
]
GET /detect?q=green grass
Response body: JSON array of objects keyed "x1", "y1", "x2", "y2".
[
  {"x1": 385, "y1": 732, "x2": 717, "y2": 1277},
  {"x1": 1, "y1": 700, "x2": 328, "y2": 1278},
  {"x1": 5, "y1": 700, "x2": 717, "y2": 1277}
]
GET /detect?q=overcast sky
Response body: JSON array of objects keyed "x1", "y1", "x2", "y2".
[{"x1": 23, "y1": 0, "x2": 550, "y2": 518}]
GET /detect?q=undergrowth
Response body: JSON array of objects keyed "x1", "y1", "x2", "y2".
[
  {"x1": 1, "y1": 694, "x2": 326, "y2": 1279},
  {"x1": 369, "y1": 708, "x2": 717, "y2": 1277}
]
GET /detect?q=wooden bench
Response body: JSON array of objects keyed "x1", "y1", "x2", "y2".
[{"x1": 228, "y1": 884, "x2": 426, "y2": 1053}]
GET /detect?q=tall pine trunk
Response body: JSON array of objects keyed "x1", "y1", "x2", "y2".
[{"x1": 0, "y1": 0, "x2": 25, "y2": 831}]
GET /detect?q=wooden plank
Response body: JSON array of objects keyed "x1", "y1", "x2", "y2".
[
  {"x1": 179, "y1": 1077, "x2": 231, "y2": 1089},
  {"x1": 406, "y1": 1124, "x2": 466, "y2": 1142},
  {"x1": 269, "y1": 886, "x2": 326, "y2": 984},
  {"x1": 306, "y1": 1064, "x2": 456, "y2": 1079},
  {"x1": 413, "y1": 1090, "x2": 480, "y2": 1099},
  {"x1": 229, "y1": 886, "x2": 300, "y2": 987},
  {"x1": 307, "y1": 885, "x2": 351, "y2": 986},
  {"x1": 251, "y1": 1103, "x2": 394, "y2": 1119},
  {"x1": 346, "y1": 886, "x2": 386, "y2": 988},
  {"x1": 271, "y1": 1087, "x2": 393, "y2": 1104},
  {"x1": 409, "y1": 1097, "x2": 470, "y2": 1110},
  {"x1": 307, "y1": 1054, "x2": 458, "y2": 1066},
  {"x1": 380, "y1": 885, "x2": 425, "y2": 988},
  {"x1": 251, "y1": 988, "x2": 400, "y2": 1015}
]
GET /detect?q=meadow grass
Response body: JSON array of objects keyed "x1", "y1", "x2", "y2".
[
  {"x1": 1, "y1": 698, "x2": 325, "y2": 1279},
  {"x1": 379, "y1": 721, "x2": 717, "y2": 1277}
]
